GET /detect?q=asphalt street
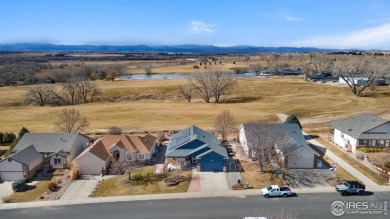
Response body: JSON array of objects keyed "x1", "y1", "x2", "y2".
[{"x1": 1, "y1": 192, "x2": 389, "y2": 219}]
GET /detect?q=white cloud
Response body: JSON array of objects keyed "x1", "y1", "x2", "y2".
[
  {"x1": 290, "y1": 23, "x2": 390, "y2": 49},
  {"x1": 285, "y1": 16, "x2": 303, "y2": 22},
  {"x1": 190, "y1": 20, "x2": 217, "y2": 33}
]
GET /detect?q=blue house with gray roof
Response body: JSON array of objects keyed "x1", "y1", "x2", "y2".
[{"x1": 165, "y1": 125, "x2": 229, "y2": 172}]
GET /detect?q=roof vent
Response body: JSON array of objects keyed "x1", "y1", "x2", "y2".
[
  {"x1": 348, "y1": 129, "x2": 352, "y2": 131},
  {"x1": 60, "y1": 138, "x2": 66, "y2": 142}
]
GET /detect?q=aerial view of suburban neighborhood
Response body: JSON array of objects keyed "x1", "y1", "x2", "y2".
[{"x1": 1, "y1": 1, "x2": 390, "y2": 219}]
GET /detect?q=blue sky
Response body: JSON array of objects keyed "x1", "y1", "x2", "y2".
[{"x1": 1, "y1": 0, "x2": 390, "y2": 49}]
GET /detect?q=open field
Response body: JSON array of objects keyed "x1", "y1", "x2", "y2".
[{"x1": 1, "y1": 77, "x2": 390, "y2": 133}]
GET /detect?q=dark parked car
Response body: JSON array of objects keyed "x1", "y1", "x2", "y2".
[{"x1": 335, "y1": 181, "x2": 365, "y2": 196}]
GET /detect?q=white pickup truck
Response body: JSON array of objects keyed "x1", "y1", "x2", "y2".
[{"x1": 261, "y1": 185, "x2": 292, "y2": 198}]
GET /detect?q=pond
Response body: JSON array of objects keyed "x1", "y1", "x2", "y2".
[{"x1": 118, "y1": 72, "x2": 265, "y2": 80}]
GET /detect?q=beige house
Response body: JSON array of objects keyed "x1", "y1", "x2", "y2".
[
  {"x1": 73, "y1": 134, "x2": 157, "y2": 175},
  {"x1": 13, "y1": 133, "x2": 90, "y2": 169},
  {"x1": 0, "y1": 145, "x2": 43, "y2": 181},
  {"x1": 239, "y1": 123, "x2": 319, "y2": 169}
]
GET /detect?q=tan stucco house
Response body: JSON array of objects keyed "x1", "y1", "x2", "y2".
[{"x1": 73, "y1": 134, "x2": 157, "y2": 175}]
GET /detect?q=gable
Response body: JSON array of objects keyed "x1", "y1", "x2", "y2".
[{"x1": 364, "y1": 122, "x2": 390, "y2": 134}]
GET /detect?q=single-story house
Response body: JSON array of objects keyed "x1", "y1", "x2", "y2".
[
  {"x1": 165, "y1": 125, "x2": 229, "y2": 172},
  {"x1": 330, "y1": 113, "x2": 390, "y2": 153},
  {"x1": 72, "y1": 134, "x2": 157, "y2": 175},
  {"x1": 13, "y1": 133, "x2": 90, "y2": 169},
  {"x1": 339, "y1": 76, "x2": 386, "y2": 86},
  {"x1": 239, "y1": 123, "x2": 319, "y2": 169},
  {"x1": 0, "y1": 145, "x2": 43, "y2": 181}
]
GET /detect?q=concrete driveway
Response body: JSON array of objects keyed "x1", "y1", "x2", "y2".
[
  {"x1": 60, "y1": 179, "x2": 99, "y2": 200},
  {"x1": 0, "y1": 181, "x2": 13, "y2": 203},
  {"x1": 284, "y1": 169, "x2": 335, "y2": 188},
  {"x1": 198, "y1": 172, "x2": 229, "y2": 192}
]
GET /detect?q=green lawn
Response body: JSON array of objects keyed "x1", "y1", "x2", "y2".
[{"x1": 93, "y1": 166, "x2": 192, "y2": 197}]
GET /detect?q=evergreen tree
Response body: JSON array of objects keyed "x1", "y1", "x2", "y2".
[
  {"x1": 284, "y1": 115, "x2": 302, "y2": 130},
  {"x1": 18, "y1": 127, "x2": 29, "y2": 140}
]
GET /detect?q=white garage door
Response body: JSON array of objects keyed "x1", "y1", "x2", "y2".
[
  {"x1": 0, "y1": 171, "x2": 24, "y2": 181},
  {"x1": 78, "y1": 165, "x2": 102, "y2": 175}
]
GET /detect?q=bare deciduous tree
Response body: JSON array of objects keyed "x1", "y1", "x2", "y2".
[
  {"x1": 55, "y1": 108, "x2": 89, "y2": 133},
  {"x1": 244, "y1": 123, "x2": 291, "y2": 172},
  {"x1": 249, "y1": 63, "x2": 262, "y2": 75},
  {"x1": 310, "y1": 53, "x2": 333, "y2": 73},
  {"x1": 76, "y1": 79, "x2": 98, "y2": 104},
  {"x1": 333, "y1": 57, "x2": 388, "y2": 97},
  {"x1": 62, "y1": 78, "x2": 79, "y2": 105},
  {"x1": 179, "y1": 85, "x2": 193, "y2": 102},
  {"x1": 25, "y1": 84, "x2": 56, "y2": 106},
  {"x1": 214, "y1": 110, "x2": 234, "y2": 142},
  {"x1": 190, "y1": 67, "x2": 238, "y2": 103},
  {"x1": 140, "y1": 64, "x2": 153, "y2": 74}
]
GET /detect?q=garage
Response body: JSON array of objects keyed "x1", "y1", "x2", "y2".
[
  {"x1": 0, "y1": 145, "x2": 43, "y2": 181},
  {"x1": 197, "y1": 151, "x2": 227, "y2": 172},
  {"x1": 0, "y1": 171, "x2": 24, "y2": 181}
]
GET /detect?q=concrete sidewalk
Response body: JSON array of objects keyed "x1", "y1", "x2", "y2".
[
  {"x1": 276, "y1": 113, "x2": 381, "y2": 186},
  {"x1": 304, "y1": 132, "x2": 378, "y2": 186}
]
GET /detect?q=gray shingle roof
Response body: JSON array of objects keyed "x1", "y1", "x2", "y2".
[
  {"x1": 242, "y1": 123, "x2": 319, "y2": 156},
  {"x1": 166, "y1": 125, "x2": 228, "y2": 158},
  {"x1": 7, "y1": 145, "x2": 42, "y2": 165},
  {"x1": 14, "y1": 133, "x2": 87, "y2": 153},
  {"x1": 359, "y1": 133, "x2": 390, "y2": 140},
  {"x1": 330, "y1": 113, "x2": 388, "y2": 139}
]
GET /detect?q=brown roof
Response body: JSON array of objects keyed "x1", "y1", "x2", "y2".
[
  {"x1": 74, "y1": 134, "x2": 157, "y2": 164},
  {"x1": 140, "y1": 134, "x2": 157, "y2": 152},
  {"x1": 100, "y1": 135, "x2": 156, "y2": 154},
  {"x1": 99, "y1": 135, "x2": 137, "y2": 152},
  {"x1": 76, "y1": 141, "x2": 111, "y2": 161}
]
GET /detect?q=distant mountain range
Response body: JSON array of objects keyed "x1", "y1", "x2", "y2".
[{"x1": 0, "y1": 43, "x2": 349, "y2": 53}]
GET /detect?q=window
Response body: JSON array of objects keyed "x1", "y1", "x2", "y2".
[
  {"x1": 53, "y1": 158, "x2": 62, "y2": 165},
  {"x1": 376, "y1": 140, "x2": 385, "y2": 146},
  {"x1": 113, "y1": 150, "x2": 120, "y2": 162},
  {"x1": 359, "y1": 139, "x2": 368, "y2": 146},
  {"x1": 138, "y1": 154, "x2": 145, "y2": 160}
]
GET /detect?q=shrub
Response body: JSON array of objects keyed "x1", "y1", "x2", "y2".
[
  {"x1": 47, "y1": 182, "x2": 57, "y2": 191},
  {"x1": 2, "y1": 132, "x2": 16, "y2": 143},
  {"x1": 384, "y1": 159, "x2": 390, "y2": 169},
  {"x1": 355, "y1": 150, "x2": 365, "y2": 160},
  {"x1": 358, "y1": 147, "x2": 387, "y2": 153},
  {"x1": 12, "y1": 179, "x2": 28, "y2": 192},
  {"x1": 2, "y1": 195, "x2": 11, "y2": 203}
]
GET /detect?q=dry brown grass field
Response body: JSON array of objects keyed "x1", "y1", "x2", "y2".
[{"x1": 1, "y1": 76, "x2": 390, "y2": 133}]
